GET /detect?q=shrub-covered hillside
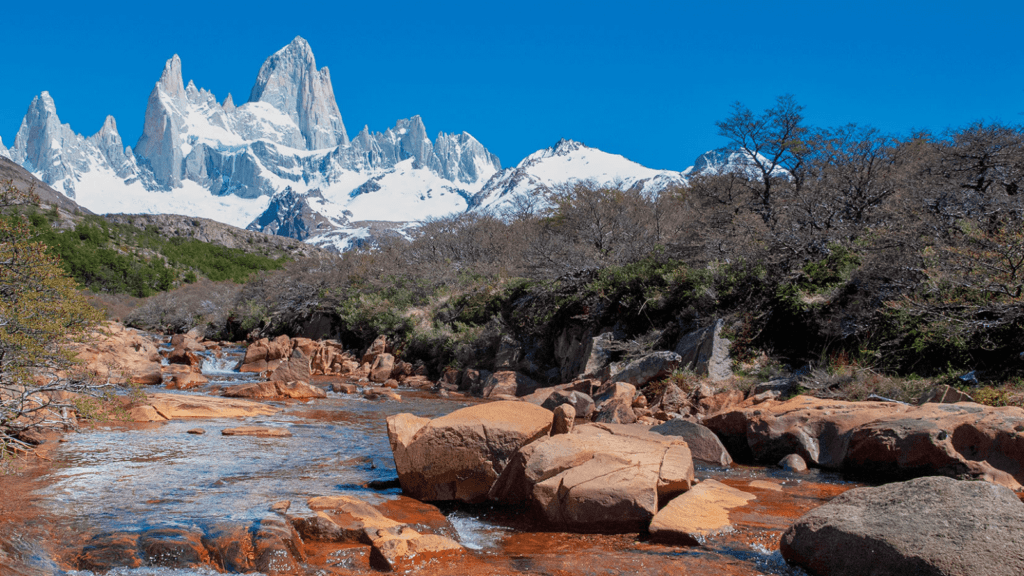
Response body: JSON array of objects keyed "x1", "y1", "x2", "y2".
[
  {"x1": 17, "y1": 210, "x2": 294, "y2": 297},
  {"x1": 125, "y1": 96, "x2": 1024, "y2": 396}
]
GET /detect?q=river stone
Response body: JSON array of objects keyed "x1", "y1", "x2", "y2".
[
  {"x1": 167, "y1": 372, "x2": 208, "y2": 390},
  {"x1": 138, "y1": 528, "x2": 209, "y2": 569},
  {"x1": 370, "y1": 353, "x2": 395, "y2": 383},
  {"x1": 222, "y1": 380, "x2": 325, "y2": 400},
  {"x1": 781, "y1": 476, "x2": 1024, "y2": 576},
  {"x1": 490, "y1": 423, "x2": 694, "y2": 532},
  {"x1": 650, "y1": 418, "x2": 732, "y2": 467},
  {"x1": 252, "y1": 516, "x2": 304, "y2": 574},
  {"x1": 386, "y1": 401, "x2": 553, "y2": 503},
  {"x1": 222, "y1": 426, "x2": 292, "y2": 438},
  {"x1": 779, "y1": 453, "x2": 808, "y2": 472},
  {"x1": 649, "y1": 479, "x2": 756, "y2": 545}
]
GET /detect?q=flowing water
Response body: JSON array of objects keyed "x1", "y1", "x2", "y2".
[{"x1": 4, "y1": 345, "x2": 854, "y2": 575}]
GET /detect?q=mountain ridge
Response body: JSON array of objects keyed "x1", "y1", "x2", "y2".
[{"x1": 5, "y1": 37, "x2": 759, "y2": 252}]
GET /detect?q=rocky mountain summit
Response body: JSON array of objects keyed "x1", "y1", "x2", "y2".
[{"x1": 5, "y1": 37, "x2": 761, "y2": 251}]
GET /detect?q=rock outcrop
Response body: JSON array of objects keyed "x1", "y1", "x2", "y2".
[
  {"x1": 703, "y1": 395, "x2": 1024, "y2": 488},
  {"x1": 72, "y1": 322, "x2": 164, "y2": 385},
  {"x1": 607, "y1": 352, "x2": 681, "y2": 386},
  {"x1": 674, "y1": 319, "x2": 732, "y2": 381},
  {"x1": 386, "y1": 401, "x2": 553, "y2": 503},
  {"x1": 481, "y1": 371, "x2": 541, "y2": 398},
  {"x1": 781, "y1": 476, "x2": 1024, "y2": 576}
]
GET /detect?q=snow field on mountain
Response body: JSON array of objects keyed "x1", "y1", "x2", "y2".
[{"x1": 72, "y1": 166, "x2": 270, "y2": 229}]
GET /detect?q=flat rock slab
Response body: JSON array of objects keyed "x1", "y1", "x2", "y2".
[
  {"x1": 649, "y1": 479, "x2": 756, "y2": 545},
  {"x1": 132, "y1": 393, "x2": 279, "y2": 421},
  {"x1": 222, "y1": 426, "x2": 292, "y2": 438},
  {"x1": 781, "y1": 476, "x2": 1024, "y2": 576}
]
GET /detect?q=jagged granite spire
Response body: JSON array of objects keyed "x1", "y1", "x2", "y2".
[
  {"x1": 88, "y1": 116, "x2": 136, "y2": 179},
  {"x1": 0, "y1": 136, "x2": 9, "y2": 160},
  {"x1": 432, "y1": 131, "x2": 501, "y2": 184},
  {"x1": 10, "y1": 92, "x2": 90, "y2": 197},
  {"x1": 248, "y1": 36, "x2": 348, "y2": 150},
  {"x1": 135, "y1": 55, "x2": 188, "y2": 187},
  {"x1": 222, "y1": 93, "x2": 236, "y2": 112}
]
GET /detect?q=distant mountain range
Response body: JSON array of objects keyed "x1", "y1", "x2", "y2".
[{"x1": 1, "y1": 36, "x2": 758, "y2": 251}]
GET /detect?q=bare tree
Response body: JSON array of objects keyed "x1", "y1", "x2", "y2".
[{"x1": 715, "y1": 94, "x2": 808, "y2": 229}]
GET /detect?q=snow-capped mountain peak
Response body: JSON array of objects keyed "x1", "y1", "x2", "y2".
[
  {"x1": 248, "y1": 35, "x2": 348, "y2": 150},
  {"x1": 0, "y1": 136, "x2": 8, "y2": 160},
  {"x1": 683, "y1": 147, "x2": 790, "y2": 180},
  {"x1": 470, "y1": 139, "x2": 686, "y2": 213},
  {"x1": 5, "y1": 37, "x2": 720, "y2": 254}
]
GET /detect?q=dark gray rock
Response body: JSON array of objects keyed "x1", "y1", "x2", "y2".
[
  {"x1": 675, "y1": 319, "x2": 732, "y2": 381},
  {"x1": 541, "y1": 390, "x2": 596, "y2": 419},
  {"x1": 650, "y1": 418, "x2": 732, "y2": 467},
  {"x1": 608, "y1": 352, "x2": 681, "y2": 387},
  {"x1": 781, "y1": 476, "x2": 1024, "y2": 576}
]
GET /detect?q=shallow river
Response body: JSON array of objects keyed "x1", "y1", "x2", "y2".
[{"x1": 9, "y1": 346, "x2": 855, "y2": 575}]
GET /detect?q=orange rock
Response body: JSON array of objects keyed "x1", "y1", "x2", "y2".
[
  {"x1": 387, "y1": 401, "x2": 553, "y2": 503},
  {"x1": 222, "y1": 426, "x2": 292, "y2": 438},
  {"x1": 649, "y1": 479, "x2": 756, "y2": 545},
  {"x1": 370, "y1": 353, "x2": 395, "y2": 383}
]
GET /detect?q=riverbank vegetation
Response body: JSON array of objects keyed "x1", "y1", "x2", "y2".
[{"x1": 0, "y1": 182, "x2": 104, "y2": 461}]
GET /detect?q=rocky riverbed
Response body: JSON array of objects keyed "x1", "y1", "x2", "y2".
[{"x1": 3, "y1": 326, "x2": 1022, "y2": 575}]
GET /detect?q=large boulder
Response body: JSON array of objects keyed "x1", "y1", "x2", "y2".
[
  {"x1": 386, "y1": 401, "x2": 553, "y2": 503},
  {"x1": 781, "y1": 476, "x2": 1024, "y2": 576},
  {"x1": 302, "y1": 494, "x2": 463, "y2": 572},
  {"x1": 607, "y1": 352, "x2": 681, "y2": 387},
  {"x1": 490, "y1": 423, "x2": 694, "y2": 532},
  {"x1": 480, "y1": 371, "x2": 540, "y2": 398},
  {"x1": 554, "y1": 328, "x2": 615, "y2": 381},
  {"x1": 674, "y1": 319, "x2": 732, "y2": 381},
  {"x1": 703, "y1": 395, "x2": 1024, "y2": 488},
  {"x1": 650, "y1": 418, "x2": 732, "y2": 467}
]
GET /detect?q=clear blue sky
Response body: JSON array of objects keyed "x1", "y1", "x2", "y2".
[{"x1": 2, "y1": 0, "x2": 1022, "y2": 171}]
